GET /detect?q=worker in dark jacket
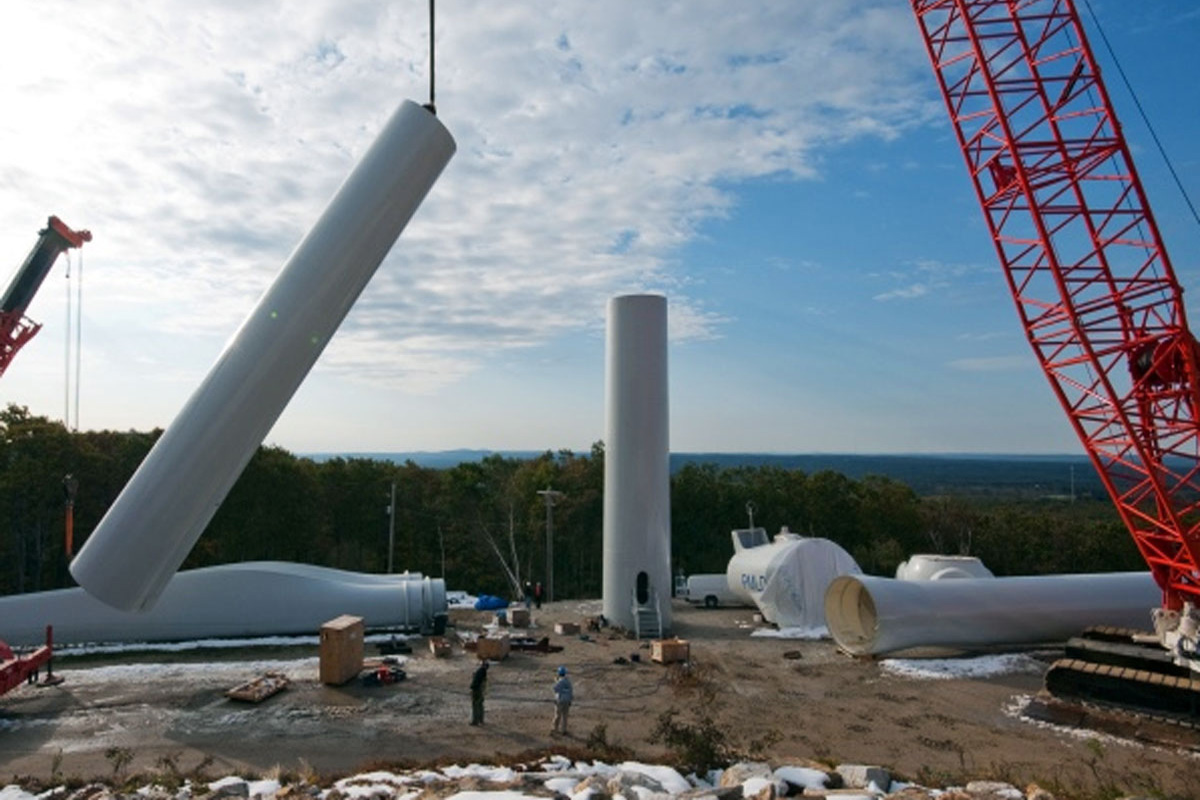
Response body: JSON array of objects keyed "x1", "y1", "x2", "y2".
[
  {"x1": 551, "y1": 665, "x2": 573, "y2": 735},
  {"x1": 470, "y1": 660, "x2": 489, "y2": 725}
]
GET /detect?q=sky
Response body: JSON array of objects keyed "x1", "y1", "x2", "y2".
[{"x1": 1, "y1": 1, "x2": 1198, "y2": 456}]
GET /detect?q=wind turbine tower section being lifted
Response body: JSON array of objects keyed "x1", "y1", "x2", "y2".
[
  {"x1": 69, "y1": 100, "x2": 456, "y2": 613},
  {"x1": 602, "y1": 294, "x2": 671, "y2": 637}
]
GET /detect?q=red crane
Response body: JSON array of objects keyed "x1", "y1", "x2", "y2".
[
  {"x1": 0, "y1": 627, "x2": 60, "y2": 698},
  {"x1": 0, "y1": 216, "x2": 92, "y2": 379},
  {"x1": 911, "y1": 0, "x2": 1200, "y2": 610}
]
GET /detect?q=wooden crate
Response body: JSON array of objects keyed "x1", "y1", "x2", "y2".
[
  {"x1": 428, "y1": 637, "x2": 452, "y2": 658},
  {"x1": 319, "y1": 615, "x2": 364, "y2": 685},
  {"x1": 554, "y1": 622, "x2": 580, "y2": 635},
  {"x1": 476, "y1": 635, "x2": 510, "y2": 661},
  {"x1": 509, "y1": 608, "x2": 530, "y2": 628},
  {"x1": 651, "y1": 638, "x2": 690, "y2": 664}
]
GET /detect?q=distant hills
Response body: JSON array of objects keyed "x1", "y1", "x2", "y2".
[{"x1": 305, "y1": 449, "x2": 1101, "y2": 497}]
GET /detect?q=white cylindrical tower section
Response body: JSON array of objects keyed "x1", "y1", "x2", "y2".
[
  {"x1": 603, "y1": 294, "x2": 671, "y2": 633},
  {"x1": 70, "y1": 100, "x2": 455, "y2": 612}
]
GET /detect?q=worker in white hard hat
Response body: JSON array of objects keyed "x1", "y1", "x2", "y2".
[{"x1": 551, "y1": 665, "x2": 573, "y2": 735}]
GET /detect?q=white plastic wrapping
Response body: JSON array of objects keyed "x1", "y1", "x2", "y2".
[{"x1": 726, "y1": 529, "x2": 861, "y2": 629}]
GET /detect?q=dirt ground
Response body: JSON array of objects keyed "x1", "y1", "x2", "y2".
[{"x1": 2, "y1": 599, "x2": 1198, "y2": 795}]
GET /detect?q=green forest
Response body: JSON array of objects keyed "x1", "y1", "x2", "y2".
[{"x1": 0, "y1": 403, "x2": 1146, "y2": 599}]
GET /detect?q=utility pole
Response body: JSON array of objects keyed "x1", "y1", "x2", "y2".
[
  {"x1": 387, "y1": 481, "x2": 396, "y2": 574},
  {"x1": 438, "y1": 522, "x2": 445, "y2": 577},
  {"x1": 537, "y1": 487, "x2": 564, "y2": 602}
]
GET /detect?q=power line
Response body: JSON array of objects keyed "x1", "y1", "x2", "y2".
[{"x1": 1082, "y1": 0, "x2": 1200, "y2": 229}]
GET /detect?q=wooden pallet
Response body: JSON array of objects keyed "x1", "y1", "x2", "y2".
[{"x1": 226, "y1": 671, "x2": 289, "y2": 703}]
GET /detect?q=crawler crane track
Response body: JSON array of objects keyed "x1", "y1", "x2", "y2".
[{"x1": 1044, "y1": 628, "x2": 1200, "y2": 725}]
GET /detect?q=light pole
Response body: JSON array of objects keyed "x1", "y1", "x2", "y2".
[
  {"x1": 537, "y1": 487, "x2": 564, "y2": 602},
  {"x1": 387, "y1": 481, "x2": 396, "y2": 574}
]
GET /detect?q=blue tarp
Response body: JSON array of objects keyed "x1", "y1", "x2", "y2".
[{"x1": 473, "y1": 594, "x2": 508, "y2": 611}]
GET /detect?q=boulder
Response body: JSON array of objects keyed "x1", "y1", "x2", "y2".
[
  {"x1": 719, "y1": 764, "x2": 774, "y2": 789},
  {"x1": 834, "y1": 765, "x2": 890, "y2": 793},
  {"x1": 964, "y1": 782, "x2": 1022, "y2": 800}
]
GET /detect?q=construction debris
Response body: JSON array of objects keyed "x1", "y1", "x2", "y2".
[{"x1": 226, "y1": 671, "x2": 289, "y2": 703}]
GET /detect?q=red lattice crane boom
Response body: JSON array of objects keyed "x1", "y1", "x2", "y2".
[{"x1": 910, "y1": 0, "x2": 1200, "y2": 613}]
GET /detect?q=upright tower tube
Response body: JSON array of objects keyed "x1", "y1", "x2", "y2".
[
  {"x1": 602, "y1": 294, "x2": 671, "y2": 633},
  {"x1": 70, "y1": 100, "x2": 455, "y2": 612}
]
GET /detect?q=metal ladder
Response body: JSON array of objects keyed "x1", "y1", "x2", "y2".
[{"x1": 632, "y1": 587, "x2": 663, "y2": 640}]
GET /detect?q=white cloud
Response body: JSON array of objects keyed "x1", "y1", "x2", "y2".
[
  {"x1": 871, "y1": 257, "x2": 986, "y2": 302},
  {"x1": 0, "y1": 0, "x2": 934, "y2": 441},
  {"x1": 874, "y1": 283, "x2": 932, "y2": 301}
]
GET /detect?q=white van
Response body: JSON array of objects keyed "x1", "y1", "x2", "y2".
[{"x1": 677, "y1": 573, "x2": 746, "y2": 608}]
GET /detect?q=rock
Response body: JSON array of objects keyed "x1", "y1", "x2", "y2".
[
  {"x1": 570, "y1": 775, "x2": 612, "y2": 800},
  {"x1": 677, "y1": 786, "x2": 743, "y2": 800},
  {"x1": 607, "y1": 771, "x2": 666, "y2": 797},
  {"x1": 773, "y1": 766, "x2": 832, "y2": 795},
  {"x1": 1024, "y1": 785, "x2": 1055, "y2": 800},
  {"x1": 834, "y1": 766, "x2": 890, "y2": 793},
  {"x1": 964, "y1": 781, "x2": 1022, "y2": 800},
  {"x1": 62, "y1": 785, "x2": 112, "y2": 800},
  {"x1": 719, "y1": 764, "x2": 774, "y2": 789},
  {"x1": 743, "y1": 780, "x2": 775, "y2": 800},
  {"x1": 885, "y1": 788, "x2": 940, "y2": 800}
]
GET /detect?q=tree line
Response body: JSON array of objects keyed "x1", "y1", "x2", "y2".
[{"x1": 0, "y1": 404, "x2": 1146, "y2": 599}]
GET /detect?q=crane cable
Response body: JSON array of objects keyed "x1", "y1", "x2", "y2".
[
  {"x1": 74, "y1": 246, "x2": 83, "y2": 432},
  {"x1": 425, "y1": 0, "x2": 437, "y2": 115},
  {"x1": 61, "y1": 248, "x2": 83, "y2": 432},
  {"x1": 1082, "y1": 0, "x2": 1200, "y2": 230}
]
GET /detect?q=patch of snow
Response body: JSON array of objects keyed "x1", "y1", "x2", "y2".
[
  {"x1": 750, "y1": 626, "x2": 827, "y2": 640},
  {"x1": 336, "y1": 772, "x2": 416, "y2": 788},
  {"x1": 741, "y1": 777, "x2": 775, "y2": 797},
  {"x1": 572, "y1": 762, "x2": 617, "y2": 779},
  {"x1": 542, "y1": 756, "x2": 572, "y2": 772},
  {"x1": 207, "y1": 776, "x2": 248, "y2": 792},
  {"x1": 880, "y1": 653, "x2": 1043, "y2": 680},
  {"x1": 1001, "y1": 693, "x2": 1182, "y2": 755},
  {"x1": 572, "y1": 600, "x2": 604, "y2": 615},
  {"x1": 447, "y1": 591, "x2": 476, "y2": 609},
  {"x1": 0, "y1": 787, "x2": 37, "y2": 800},
  {"x1": 543, "y1": 777, "x2": 578, "y2": 795},
  {"x1": 57, "y1": 658, "x2": 319, "y2": 686},
  {"x1": 442, "y1": 765, "x2": 517, "y2": 783},
  {"x1": 773, "y1": 766, "x2": 828, "y2": 790},
  {"x1": 444, "y1": 793, "x2": 540, "y2": 800},
  {"x1": 248, "y1": 779, "x2": 281, "y2": 798},
  {"x1": 334, "y1": 785, "x2": 402, "y2": 800}
]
